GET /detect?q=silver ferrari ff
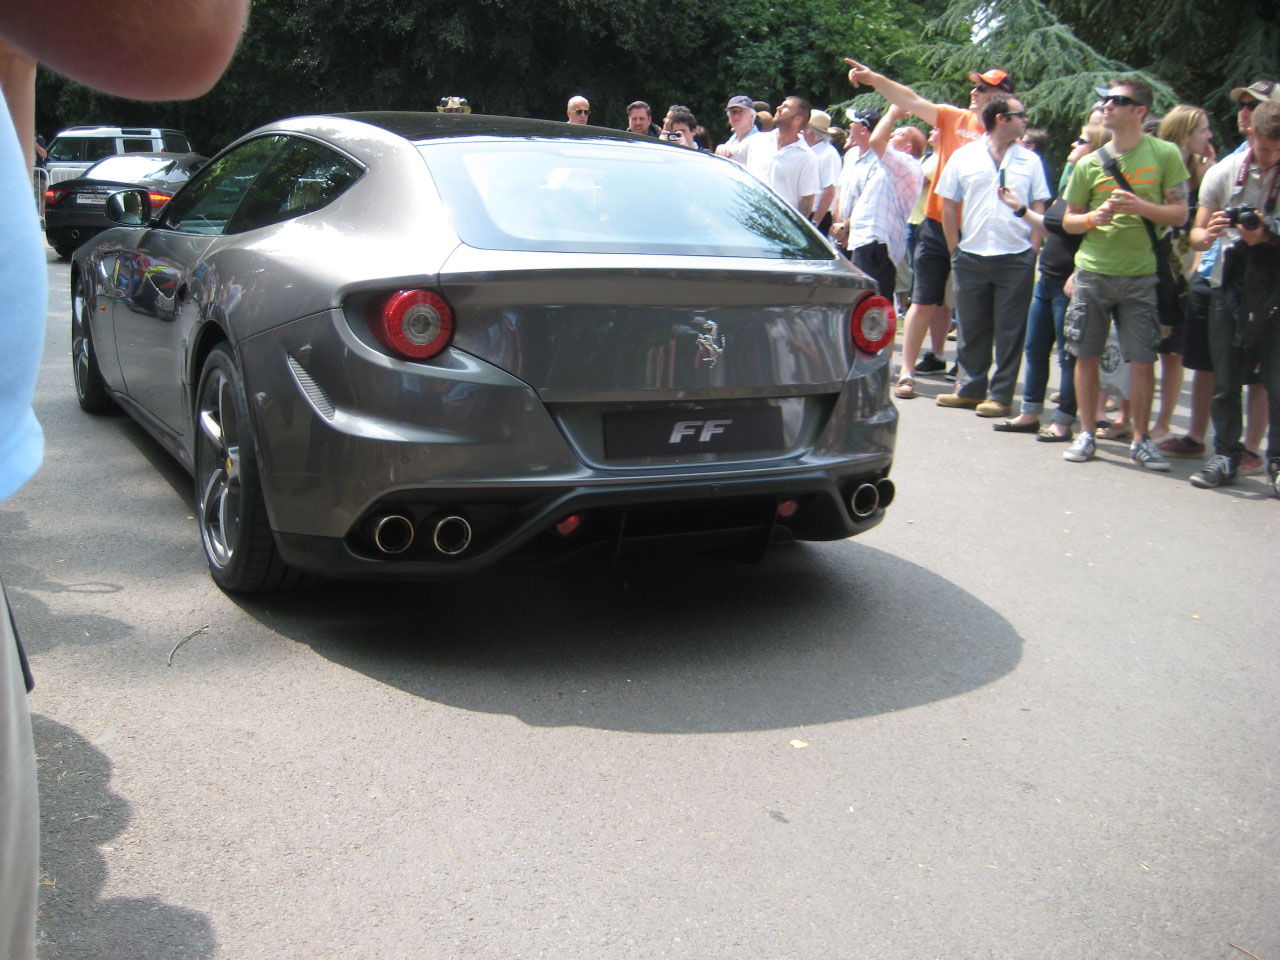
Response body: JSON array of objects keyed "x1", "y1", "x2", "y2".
[{"x1": 70, "y1": 112, "x2": 898, "y2": 592}]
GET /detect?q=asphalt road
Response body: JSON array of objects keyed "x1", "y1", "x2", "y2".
[{"x1": 4, "y1": 250, "x2": 1277, "y2": 960}]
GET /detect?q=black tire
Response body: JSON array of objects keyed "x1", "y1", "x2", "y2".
[
  {"x1": 53, "y1": 241, "x2": 77, "y2": 260},
  {"x1": 71, "y1": 272, "x2": 114, "y2": 412},
  {"x1": 194, "y1": 344, "x2": 300, "y2": 592}
]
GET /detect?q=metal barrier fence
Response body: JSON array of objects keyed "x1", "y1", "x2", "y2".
[{"x1": 32, "y1": 165, "x2": 49, "y2": 229}]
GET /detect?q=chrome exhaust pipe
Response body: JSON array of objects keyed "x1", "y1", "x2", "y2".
[
  {"x1": 875, "y1": 478, "x2": 895, "y2": 509},
  {"x1": 370, "y1": 514, "x2": 415, "y2": 555},
  {"x1": 432, "y1": 515, "x2": 472, "y2": 556},
  {"x1": 849, "y1": 482, "x2": 880, "y2": 518}
]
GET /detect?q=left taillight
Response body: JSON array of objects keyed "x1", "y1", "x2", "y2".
[
  {"x1": 45, "y1": 186, "x2": 68, "y2": 205},
  {"x1": 367, "y1": 289, "x2": 454, "y2": 360},
  {"x1": 850, "y1": 294, "x2": 896, "y2": 355}
]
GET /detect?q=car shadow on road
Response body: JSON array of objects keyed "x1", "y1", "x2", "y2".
[
  {"x1": 32, "y1": 716, "x2": 217, "y2": 960},
  {"x1": 235, "y1": 541, "x2": 1023, "y2": 734}
]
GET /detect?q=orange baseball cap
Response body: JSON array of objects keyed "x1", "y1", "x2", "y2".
[{"x1": 968, "y1": 69, "x2": 1014, "y2": 93}]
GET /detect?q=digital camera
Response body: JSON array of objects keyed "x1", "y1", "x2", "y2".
[{"x1": 1224, "y1": 203, "x2": 1262, "y2": 231}]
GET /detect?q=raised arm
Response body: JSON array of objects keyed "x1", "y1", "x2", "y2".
[
  {"x1": 844, "y1": 59, "x2": 939, "y2": 127},
  {"x1": 867, "y1": 104, "x2": 903, "y2": 158}
]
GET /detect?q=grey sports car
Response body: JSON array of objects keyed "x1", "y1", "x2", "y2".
[{"x1": 70, "y1": 112, "x2": 898, "y2": 592}]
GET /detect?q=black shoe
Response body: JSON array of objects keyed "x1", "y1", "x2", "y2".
[
  {"x1": 944, "y1": 363, "x2": 958, "y2": 382},
  {"x1": 916, "y1": 351, "x2": 946, "y2": 374},
  {"x1": 1189, "y1": 454, "x2": 1237, "y2": 489}
]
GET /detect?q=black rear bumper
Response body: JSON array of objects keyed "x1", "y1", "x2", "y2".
[{"x1": 273, "y1": 462, "x2": 893, "y2": 580}]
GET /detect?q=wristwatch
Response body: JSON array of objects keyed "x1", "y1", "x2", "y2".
[{"x1": 1014, "y1": 205, "x2": 1028, "y2": 218}]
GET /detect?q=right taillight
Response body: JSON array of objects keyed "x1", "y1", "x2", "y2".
[
  {"x1": 368, "y1": 289, "x2": 454, "y2": 360},
  {"x1": 850, "y1": 294, "x2": 896, "y2": 354}
]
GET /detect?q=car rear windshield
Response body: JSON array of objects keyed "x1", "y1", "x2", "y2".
[
  {"x1": 86, "y1": 155, "x2": 184, "y2": 182},
  {"x1": 416, "y1": 138, "x2": 834, "y2": 260}
]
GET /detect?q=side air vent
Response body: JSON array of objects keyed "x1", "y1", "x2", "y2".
[{"x1": 287, "y1": 354, "x2": 335, "y2": 420}]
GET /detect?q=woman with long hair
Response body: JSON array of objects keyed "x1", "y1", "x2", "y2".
[{"x1": 1149, "y1": 105, "x2": 1214, "y2": 445}]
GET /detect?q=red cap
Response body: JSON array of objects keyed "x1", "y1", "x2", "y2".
[{"x1": 968, "y1": 69, "x2": 1015, "y2": 93}]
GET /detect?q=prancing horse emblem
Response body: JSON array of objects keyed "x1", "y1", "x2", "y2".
[{"x1": 694, "y1": 318, "x2": 724, "y2": 368}]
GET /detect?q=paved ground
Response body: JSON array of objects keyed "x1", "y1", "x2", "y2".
[{"x1": 3, "y1": 251, "x2": 1277, "y2": 959}]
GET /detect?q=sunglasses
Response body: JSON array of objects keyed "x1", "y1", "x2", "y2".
[
  {"x1": 439, "y1": 97, "x2": 468, "y2": 108},
  {"x1": 1239, "y1": 100, "x2": 1259, "y2": 110},
  {"x1": 1100, "y1": 94, "x2": 1142, "y2": 108},
  {"x1": 573, "y1": 109, "x2": 590, "y2": 115},
  {"x1": 1001, "y1": 111, "x2": 1026, "y2": 119}
]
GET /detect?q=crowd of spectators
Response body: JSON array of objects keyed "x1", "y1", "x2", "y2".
[{"x1": 510, "y1": 66, "x2": 1280, "y2": 498}]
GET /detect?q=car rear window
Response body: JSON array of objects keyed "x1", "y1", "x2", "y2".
[
  {"x1": 416, "y1": 138, "x2": 833, "y2": 260},
  {"x1": 122, "y1": 138, "x2": 155, "y2": 152},
  {"x1": 87, "y1": 155, "x2": 181, "y2": 182}
]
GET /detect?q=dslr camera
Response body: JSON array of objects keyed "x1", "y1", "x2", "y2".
[{"x1": 1224, "y1": 203, "x2": 1262, "y2": 231}]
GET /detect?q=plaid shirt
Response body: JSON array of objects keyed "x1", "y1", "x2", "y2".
[{"x1": 846, "y1": 145, "x2": 924, "y2": 265}]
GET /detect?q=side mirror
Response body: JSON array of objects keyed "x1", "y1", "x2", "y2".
[{"x1": 105, "y1": 189, "x2": 152, "y2": 226}]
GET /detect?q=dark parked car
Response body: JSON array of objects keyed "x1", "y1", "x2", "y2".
[
  {"x1": 45, "y1": 152, "x2": 206, "y2": 257},
  {"x1": 70, "y1": 113, "x2": 898, "y2": 592}
]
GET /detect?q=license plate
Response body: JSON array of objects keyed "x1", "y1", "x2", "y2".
[
  {"x1": 603, "y1": 406, "x2": 784, "y2": 459},
  {"x1": 76, "y1": 194, "x2": 107, "y2": 205}
]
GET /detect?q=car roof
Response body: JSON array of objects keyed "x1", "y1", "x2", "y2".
[
  {"x1": 332, "y1": 111, "x2": 644, "y2": 145},
  {"x1": 52, "y1": 126, "x2": 187, "y2": 138}
]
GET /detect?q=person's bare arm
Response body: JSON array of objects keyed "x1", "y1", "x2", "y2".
[
  {"x1": 1029, "y1": 199, "x2": 1046, "y2": 252},
  {"x1": 1189, "y1": 202, "x2": 1227, "y2": 251},
  {"x1": 941, "y1": 197, "x2": 960, "y2": 252},
  {"x1": 867, "y1": 105, "x2": 900, "y2": 158},
  {"x1": 1106, "y1": 181, "x2": 1189, "y2": 228},
  {"x1": 798, "y1": 194, "x2": 815, "y2": 219},
  {"x1": 0, "y1": 0, "x2": 248, "y2": 101},
  {"x1": 0, "y1": 39, "x2": 35, "y2": 173},
  {"x1": 1063, "y1": 200, "x2": 1115, "y2": 235},
  {"x1": 844, "y1": 59, "x2": 939, "y2": 127},
  {"x1": 812, "y1": 183, "x2": 836, "y2": 224}
]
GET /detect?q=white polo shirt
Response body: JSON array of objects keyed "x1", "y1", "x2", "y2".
[
  {"x1": 935, "y1": 137, "x2": 1050, "y2": 256},
  {"x1": 742, "y1": 130, "x2": 821, "y2": 213}
]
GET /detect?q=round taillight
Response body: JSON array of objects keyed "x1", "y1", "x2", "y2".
[
  {"x1": 371, "y1": 289, "x2": 454, "y2": 360},
  {"x1": 850, "y1": 294, "x2": 896, "y2": 354}
]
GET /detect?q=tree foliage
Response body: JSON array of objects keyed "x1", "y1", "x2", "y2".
[
  {"x1": 1045, "y1": 0, "x2": 1280, "y2": 131},
  {"x1": 855, "y1": 0, "x2": 1178, "y2": 161},
  {"x1": 35, "y1": 0, "x2": 937, "y2": 154}
]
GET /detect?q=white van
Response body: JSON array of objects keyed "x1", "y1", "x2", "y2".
[{"x1": 44, "y1": 126, "x2": 193, "y2": 184}]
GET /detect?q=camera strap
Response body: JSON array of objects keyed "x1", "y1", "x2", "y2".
[{"x1": 1234, "y1": 146, "x2": 1280, "y2": 215}]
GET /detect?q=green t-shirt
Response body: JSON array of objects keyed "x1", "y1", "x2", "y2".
[{"x1": 1064, "y1": 135, "x2": 1189, "y2": 277}]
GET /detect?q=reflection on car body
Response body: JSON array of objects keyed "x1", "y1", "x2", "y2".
[{"x1": 70, "y1": 113, "x2": 898, "y2": 593}]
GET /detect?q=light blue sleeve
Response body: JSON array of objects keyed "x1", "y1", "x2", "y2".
[{"x1": 0, "y1": 112, "x2": 48, "y2": 504}]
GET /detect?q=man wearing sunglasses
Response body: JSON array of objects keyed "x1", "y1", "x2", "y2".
[
  {"x1": 934, "y1": 97, "x2": 1050, "y2": 419},
  {"x1": 1186, "y1": 96, "x2": 1280, "y2": 495},
  {"x1": 844, "y1": 58, "x2": 1015, "y2": 400},
  {"x1": 567, "y1": 95, "x2": 591, "y2": 125},
  {"x1": 1059, "y1": 76, "x2": 1190, "y2": 471}
]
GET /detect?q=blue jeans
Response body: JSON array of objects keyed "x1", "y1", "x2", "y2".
[{"x1": 1021, "y1": 274, "x2": 1077, "y2": 425}]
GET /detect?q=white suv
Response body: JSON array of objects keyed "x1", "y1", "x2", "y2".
[{"x1": 44, "y1": 126, "x2": 193, "y2": 184}]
